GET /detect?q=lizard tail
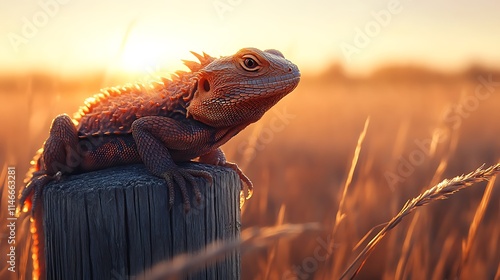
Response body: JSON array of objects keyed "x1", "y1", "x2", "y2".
[
  {"x1": 18, "y1": 147, "x2": 44, "y2": 213},
  {"x1": 24, "y1": 147, "x2": 44, "y2": 184}
]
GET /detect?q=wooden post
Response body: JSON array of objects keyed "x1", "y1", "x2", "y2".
[{"x1": 38, "y1": 163, "x2": 241, "y2": 280}]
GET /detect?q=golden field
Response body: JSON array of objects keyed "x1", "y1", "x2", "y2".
[{"x1": 1, "y1": 65, "x2": 499, "y2": 279}]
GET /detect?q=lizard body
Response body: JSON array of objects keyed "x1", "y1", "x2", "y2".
[{"x1": 19, "y1": 47, "x2": 300, "y2": 213}]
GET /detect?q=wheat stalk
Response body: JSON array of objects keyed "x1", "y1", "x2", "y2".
[
  {"x1": 263, "y1": 204, "x2": 287, "y2": 280},
  {"x1": 458, "y1": 171, "x2": 497, "y2": 276},
  {"x1": 319, "y1": 117, "x2": 369, "y2": 279},
  {"x1": 336, "y1": 117, "x2": 370, "y2": 227},
  {"x1": 340, "y1": 163, "x2": 500, "y2": 280}
]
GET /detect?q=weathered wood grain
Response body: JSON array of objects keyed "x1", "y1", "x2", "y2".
[{"x1": 41, "y1": 163, "x2": 241, "y2": 280}]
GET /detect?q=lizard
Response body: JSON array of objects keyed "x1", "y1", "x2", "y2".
[{"x1": 18, "y1": 47, "x2": 301, "y2": 215}]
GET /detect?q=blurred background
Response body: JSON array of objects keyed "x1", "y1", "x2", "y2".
[{"x1": 1, "y1": 0, "x2": 499, "y2": 279}]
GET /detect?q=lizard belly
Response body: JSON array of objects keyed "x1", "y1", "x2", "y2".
[
  {"x1": 77, "y1": 135, "x2": 212, "y2": 171},
  {"x1": 79, "y1": 135, "x2": 141, "y2": 171}
]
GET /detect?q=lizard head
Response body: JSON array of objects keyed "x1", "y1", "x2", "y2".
[{"x1": 186, "y1": 48, "x2": 300, "y2": 128}]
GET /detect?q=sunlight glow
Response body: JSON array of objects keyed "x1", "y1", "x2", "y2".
[
  {"x1": 117, "y1": 36, "x2": 186, "y2": 74},
  {"x1": 1, "y1": 1, "x2": 500, "y2": 75}
]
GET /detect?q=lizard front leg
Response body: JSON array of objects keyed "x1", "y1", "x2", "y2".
[
  {"x1": 131, "y1": 116, "x2": 213, "y2": 211},
  {"x1": 20, "y1": 114, "x2": 79, "y2": 214},
  {"x1": 199, "y1": 148, "x2": 253, "y2": 199}
]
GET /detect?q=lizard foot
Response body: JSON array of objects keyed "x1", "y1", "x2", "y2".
[
  {"x1": 19, "y1": 171, "x2": 62, "y2": 216},
  {"x1": 161, "y1": 168, "x2": 213, "y2": 212},
  {"x1": 197, "y1": 149, "x2": 253, "y2": 200},
  {"x1": 222, "y1": 162, "x2": 253, "y2": 199}
]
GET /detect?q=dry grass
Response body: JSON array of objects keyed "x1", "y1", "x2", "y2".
[
  {"x1": 138, "y1": 164, "x2": 499, "y2": 280},
  {"x1": 1, "y1": 65, "x2": 500, "y2": 279},
  {"x1": 341, "y1": 163, "x2": 500, "y2": 279},
  {"x1": 140, "y1": 223, "x2": 321, "y2": 280},
  {"x1": 459, "y1": 171, "x2": 497, "y2": 276}
]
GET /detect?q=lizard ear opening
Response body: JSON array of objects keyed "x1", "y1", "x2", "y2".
[{"x1": 199, "y1": 77, "x2": 211, "y2": 93}]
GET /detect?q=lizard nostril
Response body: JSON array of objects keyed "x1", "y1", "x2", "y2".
[{"x1": 288, "y1": 67, "x2": 292, "y2": 72}]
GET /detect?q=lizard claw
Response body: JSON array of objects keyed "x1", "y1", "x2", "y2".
[
  {"x1": 198, "y1": 149, "x2": 253, "y2": 199},
  {"x1": 222, "y1": 162, "x2": 253, "y2": 199},
  {"x1": 162, "y1": 168, "x2": 213, "y2": 212},
  {"x1": 19, "y1": 172, "x2": 61, "y2": 216}
]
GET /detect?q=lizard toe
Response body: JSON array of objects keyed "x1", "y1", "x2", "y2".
[
  {"x1": 19, "y1": 173, "x2": 57, "y2": 216},
  {"x1": 222, "y1": 162, "x2": 253, "y2": 199},
  {"x1": 162, "y1": 168, "x2": 213, "y2": 212}
]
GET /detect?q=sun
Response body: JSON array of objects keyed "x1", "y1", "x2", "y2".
[{"x1": 116, "y1": 34, "x2": 188, "y2": 76}]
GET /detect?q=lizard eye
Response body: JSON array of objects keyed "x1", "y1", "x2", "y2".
[
  {"x1": 244, "y1": 58, "x2": 257, "y2": 69},
  {"x1": 241, "y1": 55, "x2": 261, "y2": 72}
]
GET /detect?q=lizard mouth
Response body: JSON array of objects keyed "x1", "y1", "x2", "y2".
[
  {"x1": 233, "y1": 73, "x2": 301, "y2": 102},
  {"x1": 276, "y1": 63, "x2": 301, "y2": 88},
  {"x1": 277, "y1": 75, "x2": 300, "y2": 91},
  {"x1": 247, "y1": 72, "x2": 301, "y2": 91}
]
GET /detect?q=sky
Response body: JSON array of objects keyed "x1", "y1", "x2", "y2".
[{"x1": 1, "y1": 0, "x2": 499, "y2": 77}]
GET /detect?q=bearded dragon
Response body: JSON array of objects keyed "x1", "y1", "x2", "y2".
[{"x1": 19, "y1": 48, "x2": 300, "y2": 214}]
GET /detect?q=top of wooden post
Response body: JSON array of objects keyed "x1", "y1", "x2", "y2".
[{"x1": 38, "y1": 163, "x2": 241, "y2": 280}]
